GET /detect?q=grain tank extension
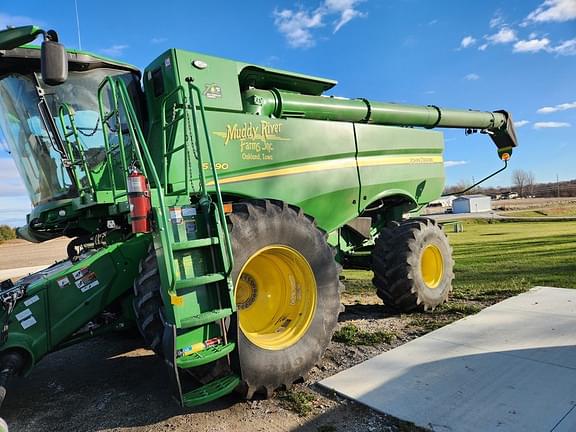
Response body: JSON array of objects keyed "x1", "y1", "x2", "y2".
[{"x1": 0, "y1": 25, "x2": 517, "y2": 408}]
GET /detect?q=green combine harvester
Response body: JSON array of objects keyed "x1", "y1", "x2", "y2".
[{"x1": 0, "y1": 26, "x2": 517, "y2": 407}]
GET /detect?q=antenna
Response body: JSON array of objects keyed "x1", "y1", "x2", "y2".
[{"x1": 74, "y1": 0, "x2": 82, "y2": 50}]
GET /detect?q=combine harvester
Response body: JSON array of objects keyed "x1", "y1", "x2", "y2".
[{"x1": 0, "y1": 26, "x2": 517, "y2": 407}]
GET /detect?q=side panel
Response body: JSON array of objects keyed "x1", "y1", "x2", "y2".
[
  {"x1": 1, "y1": 234, "x2": 150, "y2": 369},
  {"x1": 207, "y1": 114, "x2": 360, "y2": 232},
  {"x1": 143, "y1": 48, "x2": 446, "y2": 232},
  {"x1": 47, "y1": 235, "x2": 149, "y2": 346},
  {"x1": 355, "y1": 124, "x2": 445, "y2": 211}
]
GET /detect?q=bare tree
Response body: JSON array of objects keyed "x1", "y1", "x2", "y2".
[
  {"x1": 443, "y1": 180, "x2": 483, "y2": 195},
  {"x1": 525, "y1": 171, "x2": 536, "y2": 197},
  {"x1": 512, "y1": 169, "x2": 529, "y2": 197}
]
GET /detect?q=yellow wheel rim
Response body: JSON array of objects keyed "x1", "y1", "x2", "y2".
[
  {"x1": 420, "y1": 244, "x2": 444, "y2": 289},
  {"x1": 235, "y1": 245, "x2": 317, "y2": 351}
]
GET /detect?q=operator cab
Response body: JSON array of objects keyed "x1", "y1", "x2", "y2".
[{"x1": 0, "y1": 45, "x2": 143, "y2": 206}]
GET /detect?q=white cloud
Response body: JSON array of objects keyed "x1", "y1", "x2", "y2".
[
  {"x1": 425, "y1": 90, "x2": 436, "y2": 95},
  {"x1": 444, "y1": 160, "x2": 468, "y2": 168},
  {"x1": 489, "y1": 10, "x2": 505, "y2": 28},
  {"x1": 100, "y1": 44, "x2": 129, "y2": 57},
  {"x1": 460, "y1": 36, "x2": 476, "y2": 48},
  {"x1": 0, "y1": 195, "x2": 31, "y2": 227},
  {"x1": 478, "y1": 43, "x2": 489, "y2": 51},
  {"x1": 464, "y1": 73, "x2": 480, "y2": 81},
  {"x1": 514, "y1": 120, "x2": 530, "y2": 127},
  {"x1": 551, "y1": 38, "x2": 576, "y2": 55},
  {"x1": 511, "y1": 38, "x2": 576, "y2": 56},
  {"x1": 327, "y1": 0, "x2": 365, "y2": 32},
  {"x1": 273, "y1": 9, "x2": 323, "y2": 48},
  {"x1": 525, "y1": 0, "x2": 576, "y2": 23},
  {"x1": 513, "y1": 38, "x2": 551, "y2": 53},
  {"x1": 150, "y1": 37, "x2": 167, "y2": 44},
  {"x1": 487, "y1": 27, "x2": 517, "y2": 44},
  {"x1": 533, "y1": 121, "x2": 571, "y2": 129},
  {"x1": 0, "y1": 158, "x2": 26, "y2": 197},
  {"x1": 537, "y1": 101, "x2": 576, "y2": 113},
  {"x1": 0, "y1": 12, "x2": 45, "y2": 28},
  {"x1": 273, "y1": 0, "x2": 365, "y2": 48},
  {"x1": 0, "y1": 158, "x2": 30, "y2": 226}
]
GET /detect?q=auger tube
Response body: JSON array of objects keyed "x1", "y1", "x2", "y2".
[{"x1": 243, "y1": 88, "x2": 518, "y2": 157}]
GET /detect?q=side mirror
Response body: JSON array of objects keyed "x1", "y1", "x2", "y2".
[{"x1": 41, "y1": 30, "x2": 68, "y2": 86}]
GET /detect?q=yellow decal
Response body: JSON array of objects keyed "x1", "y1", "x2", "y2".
[
  {"x1": 207, "y1": 155, "x2": 443, "y2": 186},
  {"x1": 213, "y1": 121, "x2": 289, "y2": 162},
  {"x1": 202, "y1": 162, "x2": 230, "y2": 170},
  {"x1": 170, "y1": 294, "x2": 184, "y2": 306}
]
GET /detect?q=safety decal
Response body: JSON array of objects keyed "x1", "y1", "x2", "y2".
[
  {"x1": 57, "y1": 277, "x2": 70, "y2": 288},
  {"x1": 185, "y1": 222, "x2": 197, "y2": 237},
  {"x1": 20, "y1": 316, "x2": 37, "y2": 330},
  {"x1": 181, "y1": 207, "x2": 197, "y2": 217},
  {"x1": 169, "y1": 207, "x2": 183, "y2": 224},
  {"x1": 203, "y1": 83, "x2": 222, "y2": 99},
  {"x1": 75, "y1": 271, "x2": 100, "y2": 293},
  {"x1": 72, "y1": 268, "x2": 90, "y2": 280},
  {"x1": 24, "y1": 295, "x2": 40, "y2": 307},
  {"x1": 15, "y1": 309, "x2": 32, "y2": 322}
]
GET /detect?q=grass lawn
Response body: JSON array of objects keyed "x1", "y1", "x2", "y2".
[
  {"x1": 499, "y1": 208, "x2": 576, "y2": 217},
  {"x1": 343, "y1": 220, "x2": 576, "y2": 306}
]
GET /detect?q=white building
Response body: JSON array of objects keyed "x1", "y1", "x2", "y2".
[
  {"x1": 452, "y1": 195, "x2": 491, "y2": 214},
  {"x1": 428, "y1": 195, "x2": 456, "y2": 209}
]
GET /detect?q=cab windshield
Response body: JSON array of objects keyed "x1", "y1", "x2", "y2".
[{"x1": 0, "y1": 68, "x2": 139, "y2": 206}]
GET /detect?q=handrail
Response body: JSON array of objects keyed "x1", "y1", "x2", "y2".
[
  {"x1": 97, "y1": 77, "x2": 126, "y2": 199},
  {"x1": 57, "y1": 103, "x2": 94, "y2": 194},
  {"x1": 186, "y1": 79, "x2": 234, "y2": 274},
  {"x1": 114, "y1": 79, "x2": 177, "y2": 292},
  {"x1": 160, "y1": 85, "x2": 188, "y2": 195}
]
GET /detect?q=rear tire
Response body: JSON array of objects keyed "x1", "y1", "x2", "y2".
[
  {"x1": 372, "y1": 218, "x2": 454, "y2": 312},
  {"x1": 133, "y1": 246, "x2": 164, "y2": 354},
  {"x1": 228, "y1": 200, "x2": 342, "y2": 398}
]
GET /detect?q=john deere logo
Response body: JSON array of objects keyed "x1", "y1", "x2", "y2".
[{"x1": 203, "y1": 83, "x2": 222, "y2": 99}]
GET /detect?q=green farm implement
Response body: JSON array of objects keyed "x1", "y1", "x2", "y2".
[{"x1": 0, "y1": 25, "x2": 517, "y2": 407}]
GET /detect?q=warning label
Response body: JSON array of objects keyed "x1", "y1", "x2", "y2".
[{"x1": 75, "y1": 271, "x2": 100, "y2": 293}]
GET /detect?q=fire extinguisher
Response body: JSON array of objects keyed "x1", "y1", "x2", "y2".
[{"x1": 127, "y1": 166, "x2": 151, "y2": 233}]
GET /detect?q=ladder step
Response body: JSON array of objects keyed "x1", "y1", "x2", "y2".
[
  {"x1": 181, "y1": 374, "x2": 240, "y2": 407},
  {"x1": 172, "y1": 237, "x2": 219, "y2": 251},
  {"x1": 174, "y1": 273, "x2": 226, "y2": 290},
  {"x1": 180, "y1": 308, "x2": 233, "y2": 328},
  {"x1": 176, "y1": 342, "x2": 236, "y2": 369}
]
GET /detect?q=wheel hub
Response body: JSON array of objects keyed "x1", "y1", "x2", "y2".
[
  {"x1": 235, "y1": 245, "x2": 317, "y2": 350},
  {"x1": 420, "y1": 244, "x2": 444, "y2": 289}
]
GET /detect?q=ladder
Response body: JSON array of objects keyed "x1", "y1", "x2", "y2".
[{"x1": 96, "y1": 77, "x2": 239, "y2": 406}]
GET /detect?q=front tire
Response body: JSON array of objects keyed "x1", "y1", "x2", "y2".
[
  {"x1": 229, "y1": 200, "x2": 342, "y2": 398},
  {"x1": 372, "y1": 218, "x2": 454, "y2": 312},
  {"x1": 133, "y1": 246, "x2": 164, "y2": 354}
]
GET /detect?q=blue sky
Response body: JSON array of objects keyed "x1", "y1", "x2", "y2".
[{"x1": 0, "y1": 0, "x2": 575, "y2": 226}]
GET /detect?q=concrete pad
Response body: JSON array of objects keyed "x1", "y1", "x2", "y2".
[
  {"x1": 553, "y1": 406, "x2": 576, "y2": 432},
  {"x1": 320, "y1": 287, "x2": 576, "y2": 432},
  {"x1": 0, "y1": 265, "x2": 49, "y2": 281}
]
